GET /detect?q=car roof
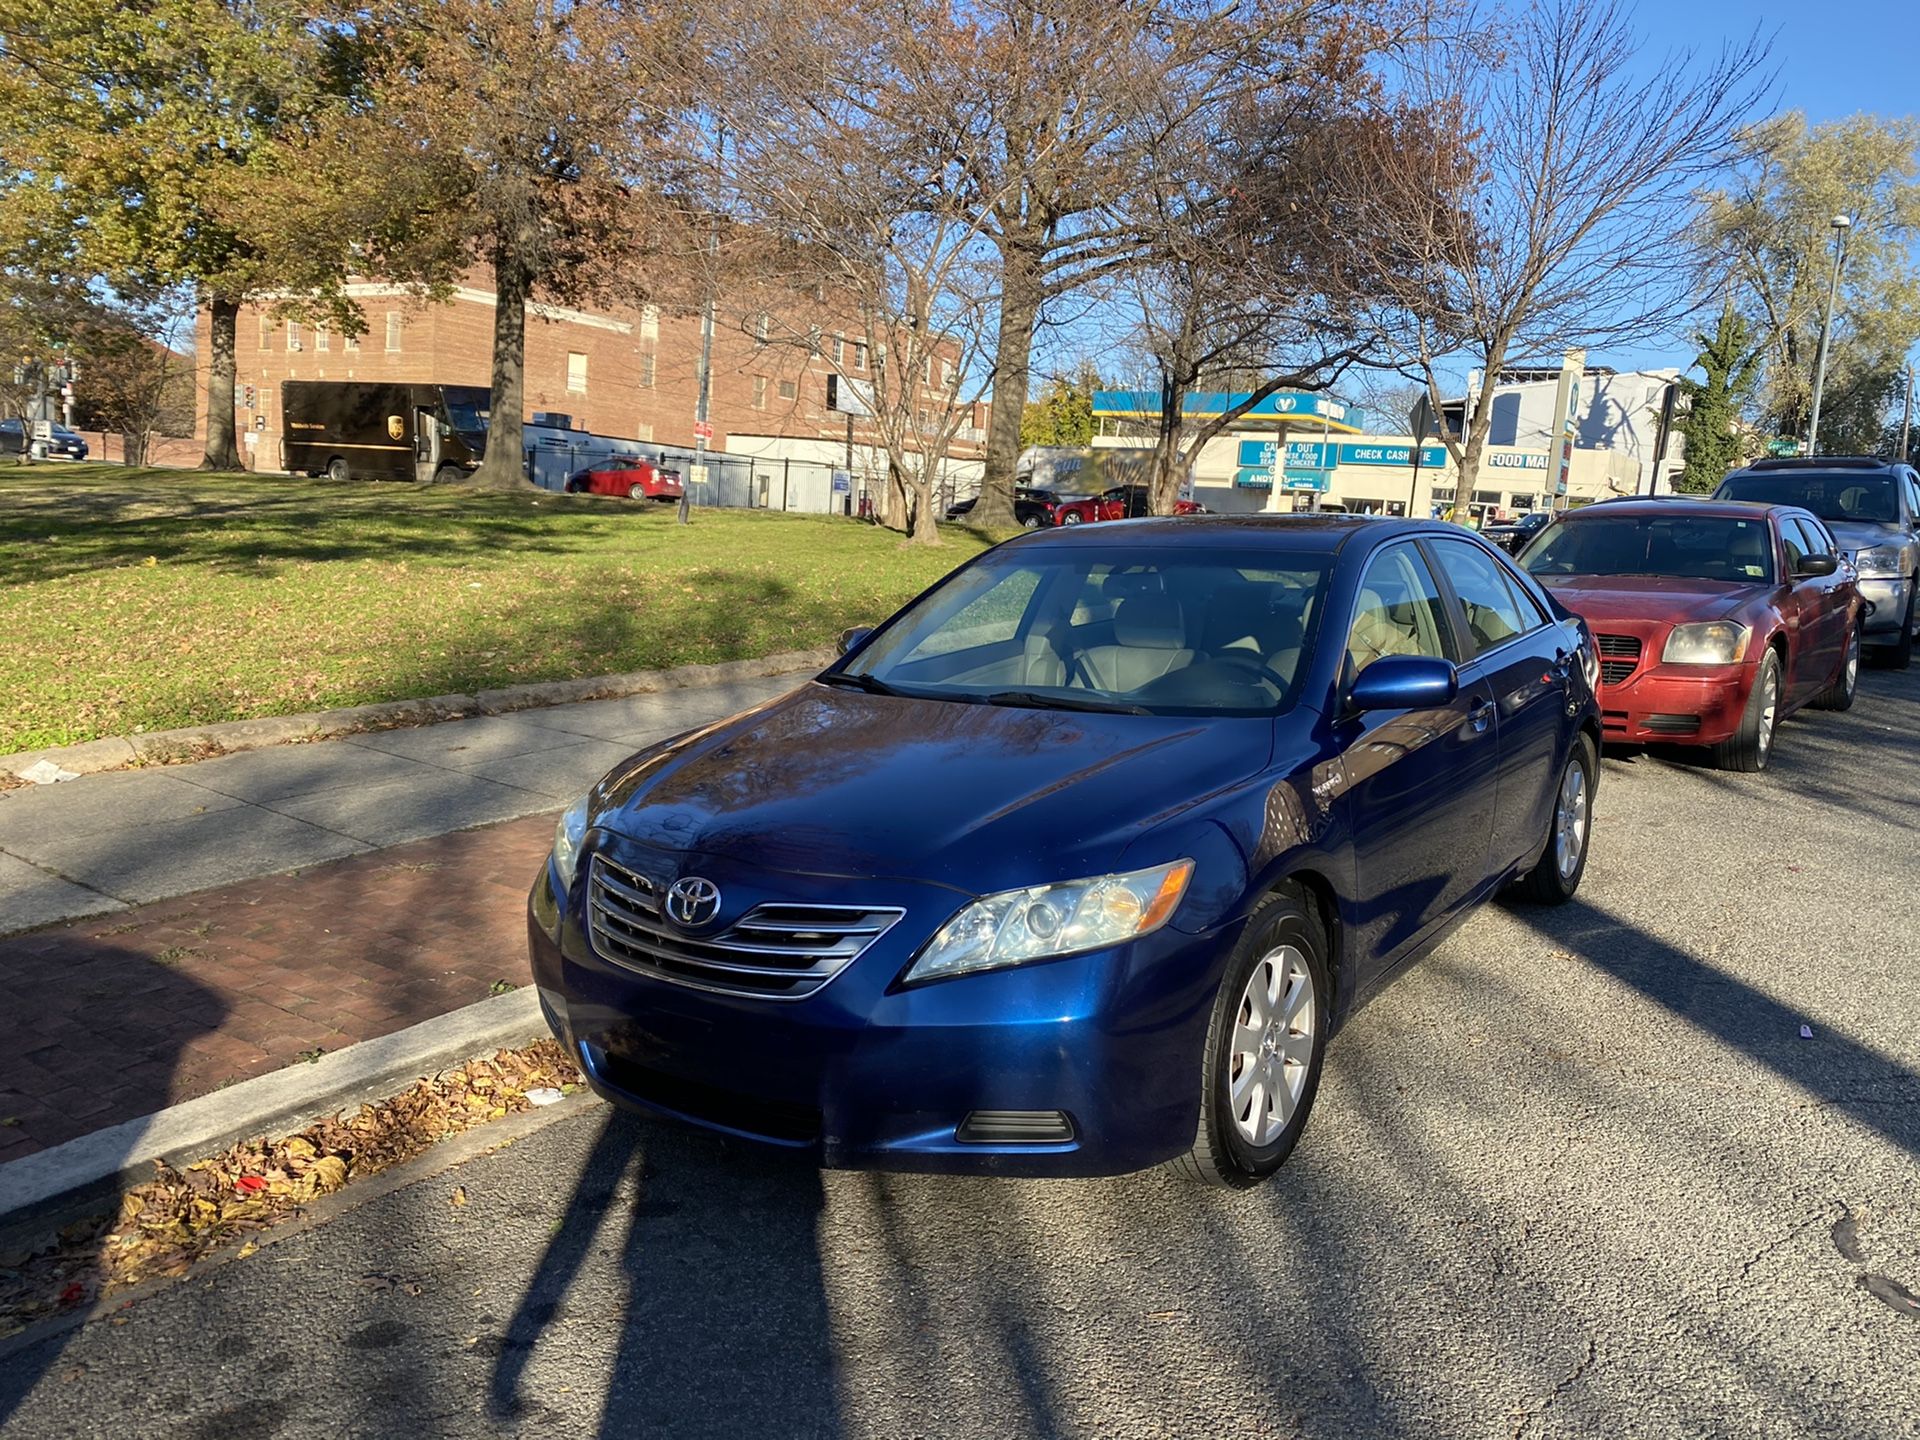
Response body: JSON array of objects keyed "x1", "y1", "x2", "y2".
[
  {"x1": 1730, "y1": 454, "x2": 1907, "y2": 474},
  {"x1": 1009, "y1": 513, "x2": 1479, "y2": 555},
  {"x1": 1559, "y1": 497, "x2": 1789, "y2": 522}
]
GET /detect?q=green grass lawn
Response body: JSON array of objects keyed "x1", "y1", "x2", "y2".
[{"x1": 0, "y1": 465, "x2": 1003, "y2": 753}]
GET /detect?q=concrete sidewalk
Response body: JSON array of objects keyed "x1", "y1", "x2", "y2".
[{"x1": 0, "y1": 673, "x2": 799, "y2": 937}]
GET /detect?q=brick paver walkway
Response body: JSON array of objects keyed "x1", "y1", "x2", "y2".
[{"x1": 0, "y1": 813, "x2": 554, "y2": 1165}]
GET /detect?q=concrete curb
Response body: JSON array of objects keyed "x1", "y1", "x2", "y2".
[
  {"x1": 1, "y1": 647, "x2": 834, "y2": 781},
  {"x1": 0, "y1": 987, "x2": 548, "y2": 1242}
]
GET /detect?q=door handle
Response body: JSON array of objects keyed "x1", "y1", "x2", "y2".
[{"x1": 1467, "y1": 696, "x2": 1494, "y2": 734}]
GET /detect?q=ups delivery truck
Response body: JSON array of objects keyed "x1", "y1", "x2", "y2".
[{"x1": 280, "y1": 381, "x2": 491, "y2": 483}]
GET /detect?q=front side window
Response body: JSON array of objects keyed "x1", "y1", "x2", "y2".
[
  {"x1": 1780, "y1": 519, "x2": 1812, "y2": 573},
  {"x1": 1429, "y1": 538, "x2": 1534, "y2": 655},
  {"x1": 1522, "y1": 514, "x2": 1775, "y2": 584},
  {"x1": 842, "y1": 548, "x2": 1331, "y2": 716},
  {"x1": 1347, "y1": 544, "x2": 1454, "y2": 677}
]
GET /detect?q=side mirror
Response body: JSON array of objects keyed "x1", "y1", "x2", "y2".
[
  {"x1": 1796, "y1": 553, "x2": 1839, "y2": 577},
  {"x1": 838, "y1": 626, "x2": 874, "y2": 655},
  {"x1": 1349, "y1": 655, "x2": 1459, "y2": 712}
]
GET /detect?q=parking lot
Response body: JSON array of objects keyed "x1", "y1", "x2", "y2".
[{"x1": 2, "y1": 665, "x2": 1916, "y2": 1439}]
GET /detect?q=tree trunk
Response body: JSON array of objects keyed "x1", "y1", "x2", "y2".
[
  {"x1": 470, "y1": 244, "x2": 536, "y2": 492},
  {"x1": 977, "y1": 239, "x2": 1044, "y2": 527},
  {"x1": 1451, "y1": 361, "x2": 1504, "y2": 519},
  {"x1": 200, "y1": 295, "x2": 241, "y2": 471}
]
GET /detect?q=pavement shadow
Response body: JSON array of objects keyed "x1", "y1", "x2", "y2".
[
  {"x1": 1508, "y1": 896, "x2": 1920, "y2": 1162},
  {"x1": 489, "y1": 1108, "x2": 839, "y2": 1439},
  {"x1": 0, "y1": 937, "x2": 228, "y2": 1425}
]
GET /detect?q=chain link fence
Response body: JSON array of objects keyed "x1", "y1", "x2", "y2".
[{"x1": 523, "y1": 431, "x2": 874, "y2": 514}]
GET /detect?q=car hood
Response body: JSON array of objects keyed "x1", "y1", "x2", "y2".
[
  {"x1": 1536, "y1": 574, "x2": 1758, "y2": 625},
  {"x1": 594, "y1": 683, "x2": 1274, "y2": 893},
  {"x1": 1822, "y1": 518, "x2": 1907, "y2": 555}
]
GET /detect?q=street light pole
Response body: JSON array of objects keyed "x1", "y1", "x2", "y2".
[
  {"x1": 1899, "y1": 364, "x2": 1914, "y2": 465},
  {"x1": 1806, "y1": 213, "x2": 1851, "y2": 457}
]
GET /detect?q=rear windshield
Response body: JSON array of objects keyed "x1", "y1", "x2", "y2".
[
  {"x1": 1716, "y1": 472, "x2": 1898, "y2": 524},
  {"x1": 1521, "y1": 514, "x2": 1775, "y2": 584}
]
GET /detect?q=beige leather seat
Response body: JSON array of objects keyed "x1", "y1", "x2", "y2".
[
  {"x1": 1077, "y1": 596, "x2": 1194, "y2": 692},
  {"x1": 1347, "y1": 586, "x2": 1425, "y2": 673}
]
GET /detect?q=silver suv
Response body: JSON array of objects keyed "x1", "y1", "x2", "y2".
[{"x1": 1715, "y1": 457, "x2": 1920, "y2": 668}]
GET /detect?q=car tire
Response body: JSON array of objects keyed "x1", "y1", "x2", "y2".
[
  {"x1": 1060, "y1": 511, "x2": 1083, "y2": 525},
  {"x1": 433, "y1": 465, "x2": 465, "y2": 486},
  {"x1": 1711, "y1": 650, "x2": 1781, "y2": 773},
  {"x1": 1884, "y1": 579, "x2": 1915, "y2": 670},
  {"x1": 1511, "y1": 733, "x2": 1596, "y2": 904},
  {"x1": 1168, "y1": 887, "x2": 1330, "y2": 1189},
  {"x1": 628, "y1": 483, "x2": 648, "y2": 500},
  {"x1": 325, "y1": 457, "x2": 350, "y2": 483},
  {"x1": 1021, "y1": 514, "x2": 1043, "y2": 530},
  {"x1": 1810, "y1": 621, "x2": 1860, "y2": 711}
]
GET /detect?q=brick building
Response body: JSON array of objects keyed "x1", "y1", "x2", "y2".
[{"x1": 200, "y1": 277, "x2": 987, "y2": 484}]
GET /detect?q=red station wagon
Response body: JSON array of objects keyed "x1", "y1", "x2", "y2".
[
  {"x1": 566, "y1": 457, "x2": 685, "y2": 502},
  {"x1": 1518, "y1": 499, "x2": 1860, "y2": 771},
  {"x1": 1053, "y1": 484, "x2": 1207, "y2": 525}
]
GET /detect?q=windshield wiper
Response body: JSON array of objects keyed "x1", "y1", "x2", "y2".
[
  {"x1": 816, "y1": 671, "x2": 903, "y2": 696},
  {"x1": 978, "y1": 689, "x2": 1150, "y2": 715}
]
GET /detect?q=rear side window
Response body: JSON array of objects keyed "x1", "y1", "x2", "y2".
[{"x1": 1428, "y1": 539, "x2": 1537, "y2": 656}]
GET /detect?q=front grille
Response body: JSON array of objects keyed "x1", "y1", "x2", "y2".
[
  {"x1": 586, "y1": 854, "x2": 903, "y2": 1001},
  {"x1": 1595, "y1": 633, "x2": 1643, "y2": 686}
]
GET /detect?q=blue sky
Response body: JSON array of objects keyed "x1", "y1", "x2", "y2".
[{"x1": 1638, "y1": 2, "x2": 1913, "y2": 124}]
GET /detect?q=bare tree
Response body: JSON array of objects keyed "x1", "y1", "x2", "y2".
[{"x1": 1334, "y1": 0, "x2": 1771, "y2": 512}]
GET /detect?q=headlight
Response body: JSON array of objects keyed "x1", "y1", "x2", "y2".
[
  {"x1": 1854, "y1": 545, "x2": 1906, "y2": 578},
  {"x1": 551, "y1": 794, "x2": 590, "y2": 893},
  {"x1": 904, "y1": 859, "x2": 1194, "y2": 984},
  {"x1": 1662, "y1": 621, "x2": 1750, "y2": 666}
]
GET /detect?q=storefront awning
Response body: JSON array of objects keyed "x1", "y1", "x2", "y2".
[{"x1": 1093, "y1": 388, "x2": 1367, "y2": 436}]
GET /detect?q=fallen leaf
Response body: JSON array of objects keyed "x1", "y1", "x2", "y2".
[
  {"x1": 309, "y1": 1155, "x2": 348, "y2": 1193},
  {"x1": 450, "y1": 1187, "x2": 468, "y2": 1208}
]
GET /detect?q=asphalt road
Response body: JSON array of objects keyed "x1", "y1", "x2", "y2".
[{"x1": 4, "y1": 664, "x2": 1918, "y2": 1440}]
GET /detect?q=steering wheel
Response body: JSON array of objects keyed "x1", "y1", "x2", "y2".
[{"x1": 1209, "y1": 651, "x2": 1291, "y2": 695}]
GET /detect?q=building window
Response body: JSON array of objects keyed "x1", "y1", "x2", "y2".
[
  {"x1": 315, "y1": 327, "x2": 330, "y2": 353},
  {"x1": 639, "y1": 352, "x2": 655, "y2": 388},
  {"x1": 777, "y1": 378, "x2": 797, "y2": 401},
  {"x1": 752, "y1": 376, "x2": 768, "y2": 409},
  {"x1": 1509, "y1": 492, "x2": 1536, "y2": 511},
  {"x1": 807, "y1": 325, "x2": 822, "y2": 356},
  {"x1": 852, "y1": 342, "x2": 868, "y2": 371},
  {"x1": 940, "y1": 360, "x2": 953, "y2": 391},
  {"x1": 754, "y1": 312, "x2": 770, "y2": 346},
  {"x1": 257, "y1": 314, "x2": 272, "y2": 351},
  {"x1": 635, "y1": 423, "x2": 653, "y2": 441},
  {"x1": 567, "y1": 351, "x2": 588, "y2": 393},
  {"x1": 286, "y1": 321, "x2": 302, "y2": 351},
  {"x1": 641, "y1": 305, "x2": 659, "y2": 342},
  {"x1": 344, "y1": 331, "x2": 359, "y2": 352},
  {"x1": 831, "y1": 335, "x2": 844, "y2": 365},
  {"x1": 385, "y1": 312, "x2": 403, "y2": 352}
]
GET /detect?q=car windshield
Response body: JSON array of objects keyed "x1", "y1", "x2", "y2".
[
  {"x1": 1717, "y1": 471, "x2": 1899, "y2": 524},
  {"x1": 840, "y1": 547, "x2": 1330, "y2": 716},
  {"x1": 1521, "y1": 514, "x2": 1775, "y2": 584},
  {"x1": 442, "y1": 387, "x2": 491, "y2": 434}
]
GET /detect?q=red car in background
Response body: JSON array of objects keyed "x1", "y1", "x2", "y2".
[
  {"x1": 1053, "y1": 484, "x2": 1208, "y2": 525},
  {"x1": 1518, "y1": 499, "x2": 1860, "y2": 771},
  {"x1": 566, "y1": 457, "x2": 684, "y2": 502}
]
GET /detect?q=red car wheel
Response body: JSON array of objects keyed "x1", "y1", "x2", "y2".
[{"x1": 628, "y1": 482, "x2": 647, "y2": 500}]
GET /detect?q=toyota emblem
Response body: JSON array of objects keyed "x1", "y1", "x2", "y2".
[{"x1": 664, "y1": 876, "x2": 722, "y2": 928}]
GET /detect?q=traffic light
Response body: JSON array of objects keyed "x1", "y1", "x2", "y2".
[{"x1": 242, "y1": 384, "x2": 256, "y2": 408}]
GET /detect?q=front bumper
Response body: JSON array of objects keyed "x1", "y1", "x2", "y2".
[
  {"x1": 1598, "y1": 661, "x2": 1750, "y2": 745},
  {"x1": 526, "y1": 851, "x2": 1231, "y2": 1177},
  {"x1": 1859, "y1": 577, "x2": 1911, "y2": 639}
]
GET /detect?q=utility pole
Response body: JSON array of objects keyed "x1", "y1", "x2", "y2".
[
  {"x1": 1899, "y1": 364, "x2": 1914, "y2": 465},
  {"x1": 1807, "y1": 214, "x2": 1851, "y2": 457},
  {"x1": 681, "y1": 130, "x2": 723, "y2": 526}
]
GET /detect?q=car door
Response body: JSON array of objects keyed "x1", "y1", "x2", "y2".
[
  {"x1": 1334, "y1": 542, "x2": 1498, "y2": 984},
  {"x1": 1775, "y1": 516, "x2": 1831, "y2": 701},
  {"x1": 1786, "y1": 515, "x2": 1847, "y2": 691},
  {"x1": 1425, "y1": 536, "x2": 1570, "y2": 877}
]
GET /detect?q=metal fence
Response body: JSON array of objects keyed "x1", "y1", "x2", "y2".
[{"x1": 521, "y1": 430, "x2": 875, "y2": 515}]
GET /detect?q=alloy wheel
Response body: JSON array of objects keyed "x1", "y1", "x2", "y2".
[
  {"x1": 1757, "y1": 665, "x2": 1779, "y2": 759},
  {"x1": 1554, "y1": 759, "x2": 1589, "y2": 880},
  {"x1": 1845, "y1": 629, "x2": 1859, "y2": 695},
  {"x1": 1228, "y1": 945, "x2": 1314, "y2": 1147}
]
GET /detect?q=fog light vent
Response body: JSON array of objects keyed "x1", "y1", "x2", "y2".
[
  {"x1": 956, "y1": 1110, "x2": 1075, "y2": 1144},
  {"x1": 1643, "y1": 713, "x2": 1702, "y2": 735}
]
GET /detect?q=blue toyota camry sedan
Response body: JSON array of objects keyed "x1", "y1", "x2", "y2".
[{"x1": 528, "y1": 516, "x2": 1601, "y2": 1187}]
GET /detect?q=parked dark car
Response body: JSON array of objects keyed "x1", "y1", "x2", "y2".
[
  {"x1": 945, "y1": 486, "x2": 1065, "y2": 530},
  {"x1": 1519, "y1": 498, "x2": 1859, "y2": 770},
  {"x1": 0, "y1": 418, "x2": 89, "y2": 459},
  {"x1": 1713, "y1": 456, "x2": 1920, "y2": 668},
  {"x1": 565, "y1": 456, "x2": 684, "y2": 501},
  {"x1": 1482, "y1": 510, "x2": 1552, "y2": 553},
  {"x1": 528, "y1": 517, "x2": 1600, "y2": 1187},
  {"x1": 1053, "y1": 484, "x2": 1208, "y2": 524}
]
